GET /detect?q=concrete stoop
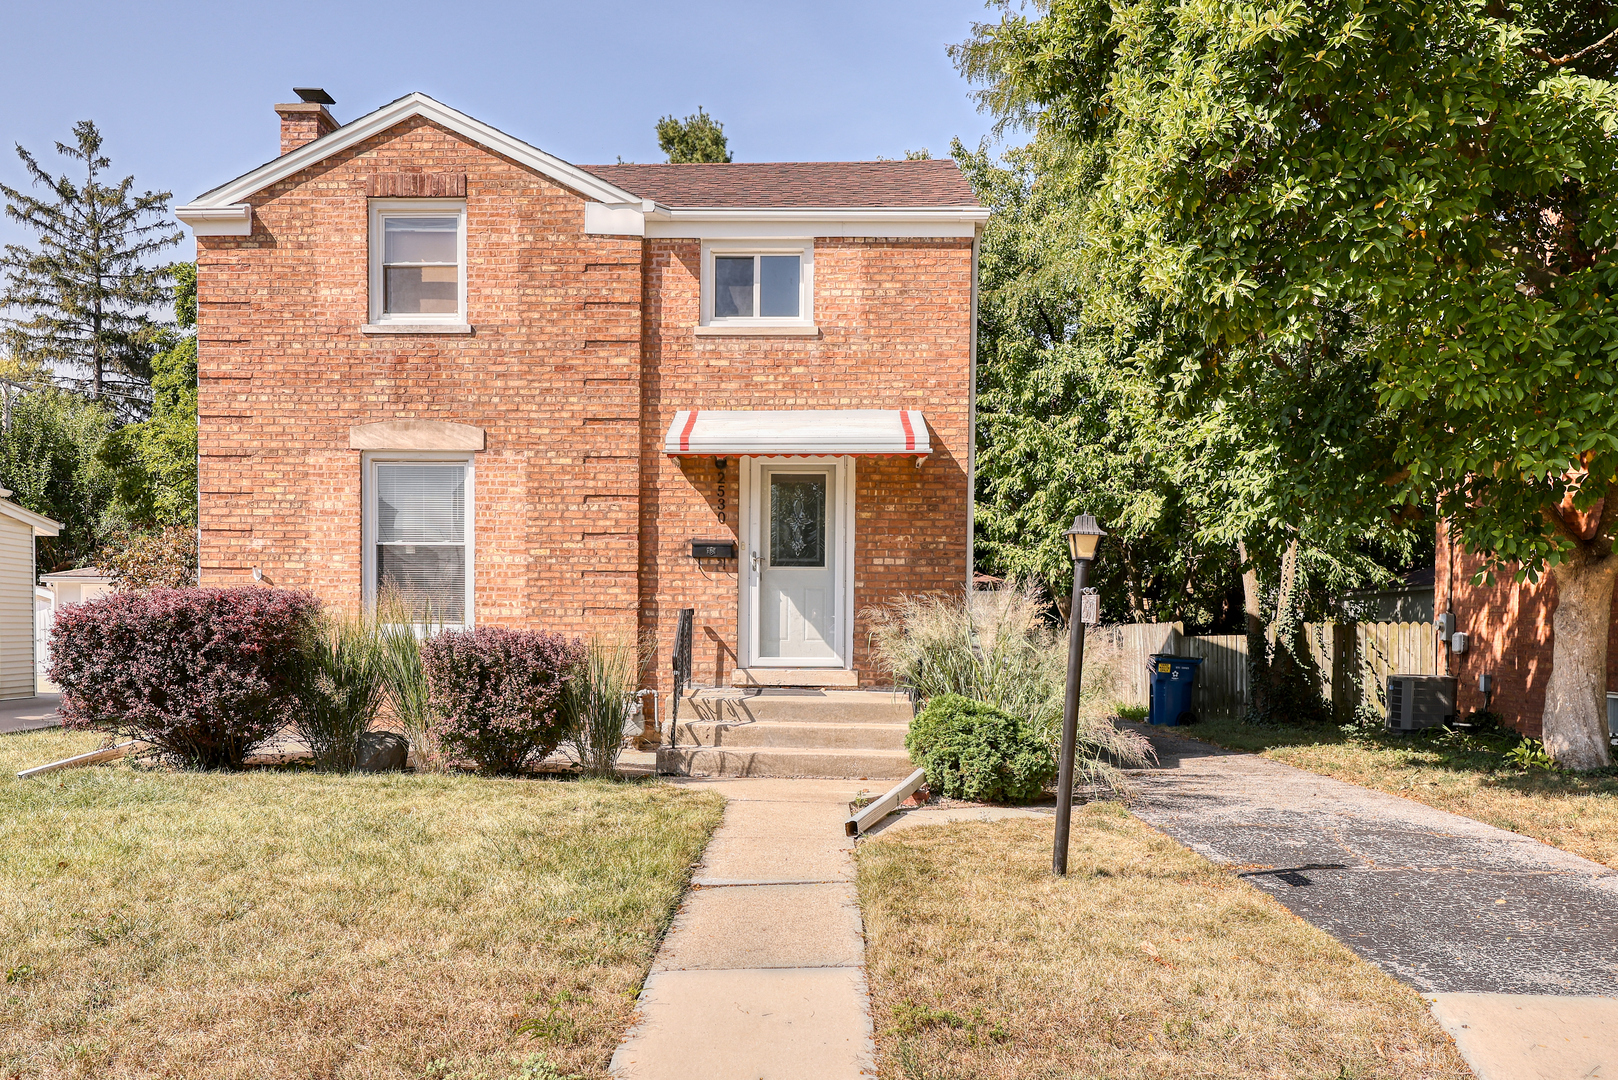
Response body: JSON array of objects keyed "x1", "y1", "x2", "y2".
[{"x1": 657, "y1": 688, "x2": 915, "y2": 779}]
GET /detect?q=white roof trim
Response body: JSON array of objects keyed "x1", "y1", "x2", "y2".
[
  {"x1": 664, "y1": 409, "x2": 930, "y2": 457},
  {"x1": 176, "y1": 92, "x2": 643, "y2": 217},
  {"x1": 39, "y1": 570, "x2": 114, "y2": 584},
  {"x1": 0, "y1": 499, "x2": 60, "y2": 537},
  {"x1": 177, "y1": 204, "x2": 253, "y2": 236},
  {"x1": 649, "y1": 207, "x2": 989, "y2": 223},
  {"x1": 638, "y1": 206, "x2": 988, "y2": 240}
]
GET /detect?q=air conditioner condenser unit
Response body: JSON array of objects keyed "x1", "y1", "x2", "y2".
[{"x1": 1386, "y1": 674, "x2": 1457, "y2": 732}]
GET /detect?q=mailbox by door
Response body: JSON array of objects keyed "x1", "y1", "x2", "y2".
[{"x1": 690, "y1": 539, "x2": 737, "y2": 560}]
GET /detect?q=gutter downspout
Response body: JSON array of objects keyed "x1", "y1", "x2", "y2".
[{"x1": 967, "y1": 228, "x2": 981, "y2": 594}]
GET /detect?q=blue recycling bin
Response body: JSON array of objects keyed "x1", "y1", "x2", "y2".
[{"x1": 1148, "y1": 654, "x2": 1204, "y2": 726}]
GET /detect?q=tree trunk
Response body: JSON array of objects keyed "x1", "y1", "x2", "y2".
[
  {"x1": 1237, "y1": 541, "x2": 1263, "y2": 638},
  {"x1": 1542, "y1": 552, "x2": 1618, "y2": 769},
  {"x1": 1269, "y1": 537, "x2": 1300, "y2": 653}
]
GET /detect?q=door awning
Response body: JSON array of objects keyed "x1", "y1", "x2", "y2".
[{"x1": 663, "y1": 409, "x2": 930, "y2": 458}]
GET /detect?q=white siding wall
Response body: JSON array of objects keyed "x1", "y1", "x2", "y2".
[{"x1": 0, "y1": 515, "x2": 35, "y2": 699}]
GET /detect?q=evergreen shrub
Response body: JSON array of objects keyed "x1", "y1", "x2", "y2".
[
  {"x1": 420, "y1": 626, "x2": 585, "y2": 774},
  {"x1": 48, "y1": 586, "x2": 318, "y2": 767},
  {"x1": 905, "y1": 693, "x2": 1056, "y2": 803}
]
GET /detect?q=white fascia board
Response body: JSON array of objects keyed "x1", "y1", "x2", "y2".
[
  {"x1": 175, "y1": 204, "x2": 252, "y2": 236},
  {"x1": 647, "y1": 207, "x2": 991, "y2": 222},
  {"x1": 0, "y1": 500, "x2": 61, "y2": 537},
  {"x1": 583, "y1": 202, "x2": 646, "y2": 236},
  {"x1": 39, "y1": 571, "x2": 113, "y2": 585},
  {"x1": 184, "y1": 92, "x2": 643, "y2": 211},
  {"x1": 644, "y1": 206, "x2": 990, "y2": 240}
]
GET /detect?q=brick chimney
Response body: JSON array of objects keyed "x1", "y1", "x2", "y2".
[{"x1": 275, "y1": 89, "x2": 338, "y2": 154}]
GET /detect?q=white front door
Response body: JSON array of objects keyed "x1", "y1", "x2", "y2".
[{"x1": 743, "y1": 458, "x2": 851, "y2": 667}]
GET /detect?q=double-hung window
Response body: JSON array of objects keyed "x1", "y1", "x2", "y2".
[
  {"x1": 702, "y1": 242, "x2": 813, "y2": 326},
  {"x1": 369, "y1": 200, "x2": 467, "y2": 325},
  {"x1": 365, "y1": 456, "x2": 473, "y2": 626}
]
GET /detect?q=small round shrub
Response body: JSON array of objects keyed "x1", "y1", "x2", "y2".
[
  {"x1": 48, "y1": 586, "x2": 319, "y2": 768},
  {"x1": 905, "y1": 693, "x2": 1056, "y2": 803},
  {"x1": 420, "y1": 626, "x2": 585, "y2": 774}
]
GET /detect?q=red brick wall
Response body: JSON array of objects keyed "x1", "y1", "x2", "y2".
[
  {"x1": 638, "y1": 237, "x2": 973, "y2": 693},
  {"x1": 1434, "y1": 519, "x2": 1618, "y2": 736},
  {"x1": 197, "y1": 117, "x2": 975, "y2": 692},
  {"x1": 196, "y1": 116, "x2": 643, "y2": 639}
]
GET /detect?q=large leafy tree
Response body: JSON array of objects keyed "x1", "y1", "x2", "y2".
[
  {"x1": 100, "y1": 262, "x2": 198, "y2": 528},
  {"x1": 0, "y1": 387, "x2": 116, "y2": 570},
  {"x1": 956, "y1": 0, "x2": 1618, "y2": 766},
  {"x1": 656, "y1": 108, "x2": 732, "y2": 163},
  {"x1": 1, "y1": 120, "x2": 181, "y2": 419},
  {"x1": 960, "y1": 134, "x2": 1413, "y2": 638}
]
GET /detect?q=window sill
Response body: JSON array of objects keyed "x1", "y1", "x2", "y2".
[
  {"x1": 695, "y1": 324, "x2": 821, "y2": 338},
  {"x1": 361, "y1": 323, "x2": 473, "y2": 335}
]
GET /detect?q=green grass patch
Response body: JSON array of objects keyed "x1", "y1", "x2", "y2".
[
  {"x1": 0, "y1": 729, "x2": 724, "y2": 1079},
  {"x1": 858, "y1": 812, "x2": 1470, "y2": 1080}
]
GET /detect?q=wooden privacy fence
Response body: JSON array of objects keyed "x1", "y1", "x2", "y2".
[
  {"x1": 1105, "y1": 621, "x2": 1439, "y2": 721},
  {"x1": 1109, "y1": 622, "x2": 1179, "y2": 707}
]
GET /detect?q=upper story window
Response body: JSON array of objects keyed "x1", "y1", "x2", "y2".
[
  {"x1": 701, "y1": 241, "x2": 813, "y2": 327},
  {"x1": 369, "y1": 200, "x2": 466, "y2": 325}
]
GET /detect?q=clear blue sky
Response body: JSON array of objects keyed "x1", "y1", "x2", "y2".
[{"x1": 0, "y1": 0, "x2": 1001, "y2": 257}]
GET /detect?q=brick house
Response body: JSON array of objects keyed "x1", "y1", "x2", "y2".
[
  {"x1": 1435, "y1": 522, "x2": 1618, "y2": 738},
  {"x1": 176, "y1": 92, "x2": 985, "y2": 708}
]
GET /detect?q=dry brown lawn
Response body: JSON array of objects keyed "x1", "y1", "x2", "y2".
[
  {"x1": 857, "y1": 809, "x2": 1470, "y2": 1080},
  {"x1": 1186, "y1": 717, "x2": 1618, "y2": 871},
  {"x1": 0, "y1": 729, "x2": 725, "y2": 1080}
]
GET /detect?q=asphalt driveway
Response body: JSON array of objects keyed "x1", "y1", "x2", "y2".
[{"x1": 1125, "y1": 725, "x2": 1618, "y2": 996}]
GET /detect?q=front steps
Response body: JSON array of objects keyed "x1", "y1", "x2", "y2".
[{"x1": 657, "y1": 688, "x2": 915, "y2": 779}]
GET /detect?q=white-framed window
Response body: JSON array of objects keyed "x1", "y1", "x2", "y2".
[
  {"x1": 700, "y1": 241, "x2": 813, "y2": 326},
  {"x1": 368, "y1": 200, "x2": 467, "y2": 325},
  {"x1": 362, "y1": 453, "x2": 474, "y2": 626}
]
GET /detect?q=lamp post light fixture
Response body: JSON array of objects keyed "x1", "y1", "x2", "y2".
[{"x1": 1054, "y1": 513, "x2": 1106, "y2": 876}]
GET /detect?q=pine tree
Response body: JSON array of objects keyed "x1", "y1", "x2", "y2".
[
  {"x1": 656, "y1": 108, "x2": 732, "y2": 163},
  {"x1": 1, "y1": 120, "x2": 182, "y2": 420}
]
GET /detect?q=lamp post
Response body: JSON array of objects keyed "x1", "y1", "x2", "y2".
[{"x1": 1053, "y1": 513, "x2": 1105, "y2": 876}]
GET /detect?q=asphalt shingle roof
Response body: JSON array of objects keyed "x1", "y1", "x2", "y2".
[{"x1": 581, "y1": 159, "x2": 979, "y2": 209}]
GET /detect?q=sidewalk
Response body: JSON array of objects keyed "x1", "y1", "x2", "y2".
[
  {"x1": 1126, "y1": 724, "x2": 1618, "y2": 1078},
  {"x1": 0, "y1": 693, "x2": 60, "y2": 735},
  {"x1": 609, "y1": 777, "x2": 876, "y2": 1080}
]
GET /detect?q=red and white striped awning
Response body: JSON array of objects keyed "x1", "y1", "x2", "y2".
[{"x1": 663, "y1": 409, "x2": 930, "y2": 458}]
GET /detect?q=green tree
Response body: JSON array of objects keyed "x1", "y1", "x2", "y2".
[
  {"x1": 955, "y1": 1, "x2": 1618, "y2": 766},
  {"x1": 959, "y1": 135, "x2": 1412, "y2": 641},
  {"x1": 0, "y1": 386, "x2": 116, "y2": 569},
  {"x1": 100, "y1": 263, "x2": 197, "y2": 528},
  {"x1": 1, "y1": 120, "x2": 181, "y2": 419},
  {"x1": 656, "y1": 107, "x2": 732, "y2": 163}
]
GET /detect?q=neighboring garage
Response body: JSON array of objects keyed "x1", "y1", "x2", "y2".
[{"x1": 0, "y1": 487, "x2": 62, "y2": 700}]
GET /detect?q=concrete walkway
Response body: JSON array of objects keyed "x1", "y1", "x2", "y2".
[
  {"x1": 610, "y1": 777, "x2": 876, "y2": 1080},
  {"x1": 1126, "y1": 725, "x2": 1618, "y2": 1077}
]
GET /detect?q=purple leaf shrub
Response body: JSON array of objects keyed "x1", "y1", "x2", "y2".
[
  {"x1": 420, "y1": 626, "x2": 585, "y2": 774},
  {"x1": 47, "y1": 587, "x2": 320, "y2": 768}
]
